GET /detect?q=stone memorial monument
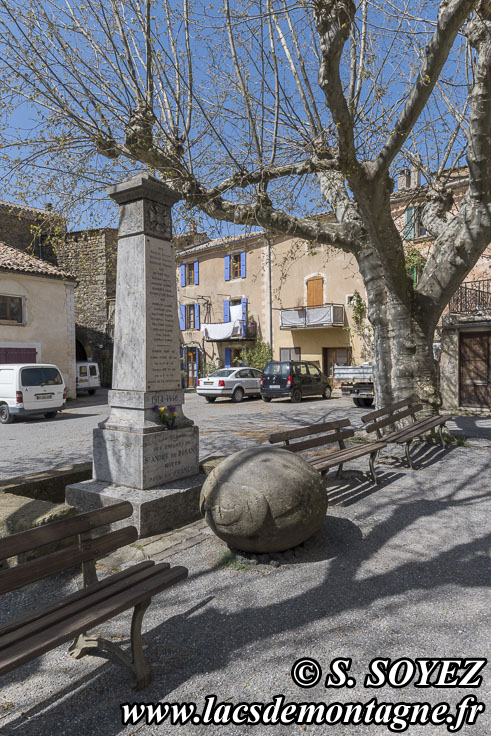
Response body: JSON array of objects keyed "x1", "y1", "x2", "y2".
[{"x1": 66, "y1": 174, "x2": 205, "y2": 536}]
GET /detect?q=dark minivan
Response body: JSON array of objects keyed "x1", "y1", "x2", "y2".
[{"x1": 260, "y1": 361, "x2": 332, "y2": 403}]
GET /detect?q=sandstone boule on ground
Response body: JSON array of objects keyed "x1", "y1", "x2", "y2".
[{"x1": 199, "y1": 446, "x2": 328, "y2": 552}]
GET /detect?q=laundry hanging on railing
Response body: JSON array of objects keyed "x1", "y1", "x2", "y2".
[{"x1": 201, "y1": 321, "x2": 242, "y2": 340}]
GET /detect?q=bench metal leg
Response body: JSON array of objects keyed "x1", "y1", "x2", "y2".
[
  {"x1": 438, "y1": 424, "x2": 445, "y2": 448},
  {"x1": 67, "y1": 599, "x2": 152, "y2": 690},
  {"x1": 336, "y1": 463, "x2": 344, "y2": 478},
  {"x1": 405, "y1": 442, "x2": 414, "y2": 469},
  {"x1": 369, "y1": 452, "x2": 378, "y2": 484},
  {"x1": 131, "y1": 600, "x2": 152, "y2": 690}
]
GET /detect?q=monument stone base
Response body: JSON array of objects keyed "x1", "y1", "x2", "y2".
[{"x1": 65, "y1": 474, "x2": 207, "y2": 537}]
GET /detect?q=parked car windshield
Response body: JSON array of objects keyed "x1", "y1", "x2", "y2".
[
  {"x1": 21, "y1": 367, "x2": 62, "y2": 386},
  {"x1": 210, "y1": 369, "x2": 235, "y2": 377},
  {"x1": 263, "y1": 362, "x2": 290, "y2": 376}
]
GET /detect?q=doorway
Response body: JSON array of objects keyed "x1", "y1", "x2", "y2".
[
  {"x1": 323, "y1": 347, "x2": 351, "y2": 378},
  {"x1": 459, "y1": 331, "x2": 491, "y2": 407}
]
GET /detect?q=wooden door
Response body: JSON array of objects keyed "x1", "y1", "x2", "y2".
[
  {"x1": 459, "y1": 332, "x2": 491, "y2": 408},
  {"x1": 306, "y1": 277, "x2": 323, "y2": 308},
  {"x1": 186, "y1": 350, "x2": 196, "y2": 388}
]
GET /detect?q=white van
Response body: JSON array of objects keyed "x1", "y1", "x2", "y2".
[
  {"x1": 76, "y1": 362, "x2": 100, "y2": 395},
  {"x1": 0, "y1": 364, "x2": 66, "y2": 424}
]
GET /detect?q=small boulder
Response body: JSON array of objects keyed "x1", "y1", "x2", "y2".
[{"x1": 199, "y1": 446, "x2": 327, "y2": 553}]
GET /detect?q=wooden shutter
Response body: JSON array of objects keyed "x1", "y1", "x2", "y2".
[
  {"x1": 194, "y1": 260, "x2": 199, "y2": 285},
  {"x1": 180, "y1": 264, "x2": 186, "y2": 286},
  {"x1": 223, "y1": 299, "x2": 230, "y2": 322},
  {"x1": 179, "y1": 305, "x2": 186, "y2": 330},
  {"x1": 306, "y1": 277, "x2": 323, "y2": 307},
  {"x1": 194, "y1": 303, "x2": 200, "y2": 330}
]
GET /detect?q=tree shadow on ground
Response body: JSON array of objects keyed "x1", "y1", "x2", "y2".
[{"x1": 1, "y1": 449, "x2": 488, "y2": 735}]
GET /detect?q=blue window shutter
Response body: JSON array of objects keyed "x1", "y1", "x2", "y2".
[
  {"x1": 194, "y1": 302, "x2": 200, "y2": 330},
  {"x1": 225, "y1": 348, "x2": 232, "y2": 368},
  {"x1": 224, "y1": 254, "x2": 230, "y2": 281},
  {"x1": 180, "y1": 346, "x2": 185, "y2": 388},
  {"x1": 179, "y1": 305, "x2": 186, "y2": 331},
  {"x1": 405, "y1": 207, "x2": 415, "y2": 240},
  {"x1": 240, "y1": 251, "x2": 246, "y2": 278},
  {"x1": 241, "y1": 297, "x2": 248, "y2": 337},
  {"x1": 180, "y1": 264, "x2": 186, "y2": 287},
  {"x1": 223, "y1": 299, "x2": 230, "y2": 322},
  {"x1": 194, "y1": 260, "x2": 199, "y2": 285}
]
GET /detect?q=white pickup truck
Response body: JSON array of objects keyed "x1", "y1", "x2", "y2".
[{"x1": 333, "y1": 363, "x2": 375, "y2": 407}]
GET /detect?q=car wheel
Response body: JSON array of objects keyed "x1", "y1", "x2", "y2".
[
  {"x1": 359, "y1": 397, "x2": 374, "y2": 407},
  {"x1": 44, "y1": 411, "x2": 58, "y2": 419},
  {"x1": 232, "y1": 386, "x2": 244, "y2": 403},
  {"x1": 353, "y1": 398, "x2": 362, "y2": 407},
  {"x1": 290, "y1": 388, "x2": 302, "y2": 403},
  {"x1": 205, "y1": 396, "x2": 216, "y2": 403},
  {"x1": 262, "y1": 396, "x2": 272, "y2": 402},
  {"x1": 0, "y1": 404, "x2": 13, "y2": 424},
  {"x1": 88, "y1": 389, "x2": 96, "y2": 395},
  {"x1": 322, "y1": 385, "x2": 332, "y2": 399}
]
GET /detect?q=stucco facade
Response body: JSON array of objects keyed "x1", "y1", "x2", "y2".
[
  {"x1": 0, "y1": 244, "x2": 76, "y2": 397},
  {"x1": 177, "y1": 232, "x2": 368, "y2": 384}
]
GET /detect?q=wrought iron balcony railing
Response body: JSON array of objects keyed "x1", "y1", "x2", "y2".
[
  {"x1": 448, "y1": 279, "x2": 491, "y2": 314},
  {"x1": 280, "y1": 303, "x2": 345, "y2": 329}
]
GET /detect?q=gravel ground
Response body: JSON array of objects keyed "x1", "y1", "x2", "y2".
[
  {"x1": 0, "y1": 442, "x2": 489, "y2": 735},
  {"x1": 1, "y1": 391, "x2": 490, "y2": 480}
]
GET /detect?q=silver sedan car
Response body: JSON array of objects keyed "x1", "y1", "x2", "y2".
[{"x1": 197, "y1": 367, "x2": 263, "y2": 403}]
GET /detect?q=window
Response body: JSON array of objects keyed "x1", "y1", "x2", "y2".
[
  {"x1": 79, "y1": 365, "x2": 88, "y2": 376},
  {"x1": 306, "y1": 276, "x2": 323, "y2": 307},
  {"x1": 186, "y1": 262, "x2": 194, "y2": 285},
  {"x1": 21, "y1": 367, "x2": 62, "y2": 386},
  {"x1": 307, "y1": 364, "x2": 321, "y2": 376},
  {"x1": 0, "y1": 295, "x2": 23, "y2": 324},
  {"x1": 295, "y1": 363, "x2": 309, "y2": 376},
  {"x1": 89, "y1": 365, "x2": 98, "y2": 376},
  {"x1": 185, "y1": 304, "x2": 195, "y2": 330},
  {"x1": 404, "y1": 206, "x2": 427, "y2": 240},
  {"x1": 231, "y1": 254, "x2": 241, "y2": 279},
  {"x1": 280, "y1": 347, "x2": 301, "y2": 362}
]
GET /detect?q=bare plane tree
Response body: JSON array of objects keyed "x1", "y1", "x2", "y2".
[{"x1": 0, "y1": 0, "x2": 489, "y2": 409}]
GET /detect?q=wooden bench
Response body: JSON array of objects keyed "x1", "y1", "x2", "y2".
[
  {"x1": 0, "y1": 502, "x2": 188, "y2": 690},
  {"x1": 361, "y1": 396, "x2": 454, "y2": 468},
  {"x1": 269, "y1": 419, "x2": 387, "y2": 484}
]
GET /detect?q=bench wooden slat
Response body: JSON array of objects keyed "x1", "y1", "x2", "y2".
[
  {"x1": 0, "y1": 526, "x2": 138, "y2": 595},
  {"x1": 268, "y1": 419, "x2": 350, "y2": 444},
  {"x1": 309, "y1": 441, "x2": 386, "y2": 470},
  {"x1": 0, "y1": 564, "x2": 188, "y2": 676},
  {"x1": 0, "y1": 562, "x2": 168, "y2": 651},
  {"x1": 0, "y1": 501, "x2": 133, "y2": 561},
  {"x1": 0, "y1": 561, "x2": 157, "y2": 639},
  {"x1": 281, "y1": 429, "x2": 355, "y2": 454},
  {"x1": 361, "y1": 395, "x2": 419, "y2": 422},
  {"x1": 394, "y1": 415, "x2": 453, "y2": 444},
  {"x1": 364, "y1": 404, "x2": 423, "y2": 435}
]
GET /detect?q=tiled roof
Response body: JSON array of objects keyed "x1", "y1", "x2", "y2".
[
  {"x1": 176, "y1": 231, "x2": 265, "y2": 257},
  {"x1": 0, "y1": 200, "x2": 61, "y2": 220},
  {"x1": 0, "y1": 242, "x2": 75, "y2": 280}
]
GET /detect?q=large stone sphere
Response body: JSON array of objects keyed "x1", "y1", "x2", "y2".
[{"x1": 199, "y1": 446, "x2": 328, "y2": 553}]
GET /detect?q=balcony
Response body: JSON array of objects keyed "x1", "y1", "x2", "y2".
[
  {"x1": 280, "y1": 304, "x2": 345, "y2": 329},
  {"x1": 449, "y1": 279, "x2": 491, "y2": 314},
  {"x1": 202, "y1": 320, "x2": 258, "y2": 341}
]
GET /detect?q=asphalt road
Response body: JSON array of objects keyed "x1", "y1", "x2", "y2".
[{"x1": 1, "y1": 390, "x2": 490, "y2": 481}]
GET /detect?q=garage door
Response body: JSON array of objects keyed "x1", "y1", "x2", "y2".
[
  {"x1": 0, "y1": 347, "x2": 37, "y2": 363},
  {"x1": 459, "y1": 332, "x2": 491, "y2": 408}
]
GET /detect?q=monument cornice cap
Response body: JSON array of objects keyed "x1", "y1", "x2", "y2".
[{"x1": 108, "y1": 173, "x2": 181, "y2": 206}]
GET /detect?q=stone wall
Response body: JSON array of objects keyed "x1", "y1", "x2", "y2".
[
  {"x1": 0, "y1": 205, "x2": 64, "y2": 264},
  {"x1": 56, "y1": 228, "x2": 117, "y2": 386}
]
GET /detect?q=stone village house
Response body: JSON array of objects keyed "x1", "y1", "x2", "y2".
[
  {"x1": 0, "y1": 242, "x2": 77, "y2": 396},
  {"x1": 177, "y1": 168, "x2": 491, "y2": 411}
]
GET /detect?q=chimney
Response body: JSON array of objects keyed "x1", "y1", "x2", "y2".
[
  {"x1": 410, "y1": 169, "x2": 421, "y2": 188},
  {"x1": 398, "y1": 168, "x2": 411, "y2": 190}
]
